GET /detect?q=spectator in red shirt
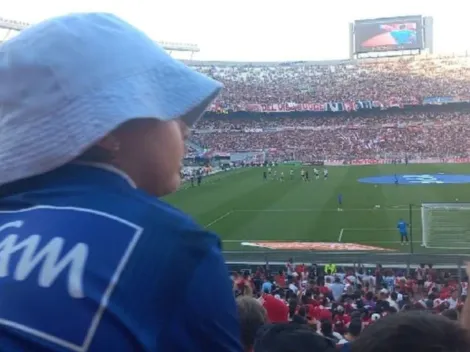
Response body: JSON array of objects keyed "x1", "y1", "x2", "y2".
[
  {"x1": 275, "y1": 270, "x2": 286, "y2": 288},
  {"x1": 262, "y1": 294, "x2": 288, "y2": 323},
  {"x1": 333, "y1": 305, "x2": 352, "y2": 325}
]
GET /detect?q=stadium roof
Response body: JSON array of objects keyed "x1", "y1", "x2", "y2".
[{"x1": 0, "y1": 16, "x2": 200, "y2": 52}]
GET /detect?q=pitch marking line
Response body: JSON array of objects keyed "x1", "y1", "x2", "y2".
[
  {"x1": 205, "y1": 211, "x2": 233, "y2": 228},
  {"x1": 338, "y1": 228, "x2": 409, "y2": 244},
  {"x1": 222, "y1": 239, "x2": 404, "y2": 244},
  {"x1": 234, "y1": 208, "x2": 420, "y2": 213}
]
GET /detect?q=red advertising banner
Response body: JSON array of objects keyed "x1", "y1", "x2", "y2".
[{"x1": 209, "y1": 98, "x2": 419, "y2": 113}]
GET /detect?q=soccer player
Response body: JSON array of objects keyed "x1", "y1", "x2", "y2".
[
  {"x1": 197, "y1": 169, "x2": 203, "y2": 186},
  {"x1": 300, "y1": 169, "x2": 305, "y2": 181},
  {"x1": 394, "y1": 174, "x2": 399, "y2": 185},
  {"x1": 268, "y1": 167, "x2": 272, "y2": 176},
  {"x1": 263, "y1": 170, "x2": 267, "y2": 181},
  {"x1": 314, "y1": 168, "x2": 320, "y2": 180},
  {"x1": 190, "y1": 171, "x2": 195, "y2": 187},
  {"x1": 273, "y1": 170, "x2": 277, "y2": 179},
  {"x1": 280, "y1": 171, "x2": 284, "y2": 181},
  {"x1": 323, "y1": 168, "x2": 329, "y2": 180},
  {"x1": 397, "y1": 218, "x2": 409, "y2": 245},
  {"x1": 305, "y1": 170, "x2": 309, "y2": 181},
  {"x1": 338, "y1": 194, "x2": 343, "y2": 211},
  {"x1": 290, "y1": 169, "x2": 294, "y2": 180}
]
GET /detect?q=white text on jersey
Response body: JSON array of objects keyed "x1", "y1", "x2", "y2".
[{"x1": 0, "y1": 220, "x2": 88, "y2": 298}]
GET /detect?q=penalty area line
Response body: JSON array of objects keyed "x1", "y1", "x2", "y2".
[{"x1": 205, "y1": 211, "x2": 233, "y2": 228}]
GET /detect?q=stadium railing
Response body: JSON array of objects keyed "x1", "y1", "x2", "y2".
[{"x1": 223, "y1": 251, "x2": 470, "y2": 271}]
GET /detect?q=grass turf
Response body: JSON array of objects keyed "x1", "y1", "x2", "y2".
[{"x1": 165, "y1": 164, "x2": 470, "y2": 254}]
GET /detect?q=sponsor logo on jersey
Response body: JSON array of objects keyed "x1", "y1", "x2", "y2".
[{"x1": 0, "y1": 206, "x2": 142, "y2": 351}]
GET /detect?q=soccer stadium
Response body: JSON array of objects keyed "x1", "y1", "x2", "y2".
[
  {"x1": 160, "y1": 14, "x2": 470, "y2": 263},
  {"x1": 169, "y1": 163, "x2": 470, "y2": 254},
  {"x1": 4, "y1": 11, "x2": 470, "y2": 352}
]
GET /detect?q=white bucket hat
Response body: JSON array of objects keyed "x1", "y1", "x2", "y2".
[{"x1": 0, "y1": 13, "x2": 222, "y2": 185}]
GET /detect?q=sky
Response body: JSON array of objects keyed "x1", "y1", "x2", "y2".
[{"x1": 0, "y1": 0, "x2": 467, "y2": 61}]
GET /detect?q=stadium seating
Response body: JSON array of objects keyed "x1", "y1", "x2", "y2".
[
  {"x1": 192, "y1": 55, "x2": 470, "y2": 111},
  {"x1": 192, "y1": 110, "x2": 470, "y2": 160},
  {"x1": 188, "y1": 55, "x2": 470, "y2": 161}
]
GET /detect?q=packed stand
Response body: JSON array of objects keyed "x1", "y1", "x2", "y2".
[
  {"x1": 192, "y1": 55, "x2": 470, "y2": 110},
  {"x1": 192, "y1": 110, "x2": 470, "y2": 160},
  {"x1": 232, "y1": 261, "x2": 470, "y2": 351}
]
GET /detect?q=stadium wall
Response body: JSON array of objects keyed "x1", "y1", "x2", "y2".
[{"x1": 324, "y1": 157, "x2": 470, "y2": 166}]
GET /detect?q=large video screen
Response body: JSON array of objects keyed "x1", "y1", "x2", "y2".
[{"x1": 354, "y1": 16, "x2": 423, "y2": 53}]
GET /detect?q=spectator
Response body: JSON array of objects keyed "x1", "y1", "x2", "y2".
[
  {"x1": 254, "y1": 323, "x2": 336, "y2": 352},
  {"x1": 261, "y1": 292, "x2": 289, "y2": 323},
  {"x1": 0, "y1": 12, "x2": 240, "y2": 352},
  {"x1": 388, "y1": 292, "x2": 399, "y2": 310},
  {"x1": 262, "y1": 276, "x2": 273, "y2": 294},
  {"x1": 338, "y1": 319, "x2": 362, "y2": 350},
  {"x1": 448, "y1": 290, "x2": 459, "y2": 309},
  {"x1": 351, "y1": 311, "x2": 470, "y2": 352},
  {"x1": 320, "y1": 319, "x2": 340, "y2": 347},
  {"x1": 331, "y1": 277, "x2": 345, "y2": 301},
  {"x1": 237, "y1": 296, "x2": 268, "y2": 352}
]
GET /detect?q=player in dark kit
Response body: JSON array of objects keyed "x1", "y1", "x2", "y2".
[
  {"x1": 305, "y1": 170, "x2": 309, "y2": 181},
  {"x1": 263, "y1": 171, "x2": 267, "y2": 180},
  {"x1": 197, "y1": 169, "x2": 203, "y2": 186},
  {"x1": 190, "y1": 172, "x2": 195, "y2": 187}
]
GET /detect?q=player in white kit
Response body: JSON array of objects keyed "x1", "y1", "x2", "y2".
[{"x1": 314, "y1": 168, "x2": 320, "y2": 180}]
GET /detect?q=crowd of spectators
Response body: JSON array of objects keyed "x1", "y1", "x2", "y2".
[
  {"x1": 185, "y1": 55, "x2": 470, "y2": 161},
  {"x1": 192, "y1": 110, "x2": 470, "y2": 160},
  {"x1": 192, "y1": 55, "x2": 470, "y2": 110},
  {"x1": 232, "y1": 261, "x2": 470, "y2": 351},
  {"x1": 185, "y1": 55, "x2": 470, "y2": 350}
]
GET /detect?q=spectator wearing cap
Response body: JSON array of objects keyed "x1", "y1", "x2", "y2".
[{"x1": 0, "y1": 12, "x2": 240, "y2": 352}]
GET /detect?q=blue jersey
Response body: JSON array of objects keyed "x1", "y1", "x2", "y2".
[
  {"x1": 390, "y1": 29, "x2": 415, "y2": 45},
  {"x1": 0, "y1": 164, "x2": 241, "y2": 352},
  {"x1": 397, "y1": 221, "x2": 408, "y2": 235},
  {"x1": 338, "y1": 195, "x2": 343, "y2": 204}
]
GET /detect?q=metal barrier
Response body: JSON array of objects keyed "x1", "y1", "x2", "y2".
[{"x1": 223, "y1": 251, "x2": 470, "y2": 268}]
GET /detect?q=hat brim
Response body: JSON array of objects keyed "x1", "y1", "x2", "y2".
[{"x1": 0, "y1": 62, "x2": 222, "y2": 185}]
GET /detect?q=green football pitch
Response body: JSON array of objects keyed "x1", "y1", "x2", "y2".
[{"x1": 165, "y1": 164, "x2": 470, "y2": 254}]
